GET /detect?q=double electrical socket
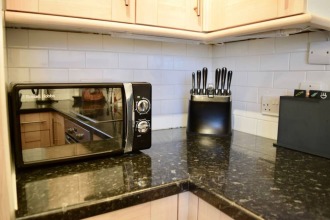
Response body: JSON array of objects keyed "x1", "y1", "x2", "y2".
[{"x1": 261, "y1": 96, "x2": 279, "y2": 116}]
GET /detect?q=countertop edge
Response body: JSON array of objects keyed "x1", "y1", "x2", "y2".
[
  {"x1": 16, "y1": 180, "x2": 190, "y2": 220},
  {"x1": 189, "y1": 182, "x2": 264, "y2": 220},
  {"x1": 16, "y1": 178, "x2": 267, "y2": 220}
]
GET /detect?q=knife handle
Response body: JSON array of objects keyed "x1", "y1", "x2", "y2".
[
  {"x1": 202, "y1": 67, "x2": 208, "y2": 95},
  {"x1": 227, "y1": 71, "x2": 233, "y2": 95},
  {"x1": 221, "y1": 67, "x2": 227, "y2": 95},
  {"x1": 197, "y1": 70, "x2": 201, "y2": 95},
  {"x1": 191, "y1": 72, "x2": 195, "y2": 95},
  {"x1": 215, "y1": 68, "x2": 220, "y2": 95}
]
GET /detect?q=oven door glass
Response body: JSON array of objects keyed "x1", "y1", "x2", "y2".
[{"x1": 14, "y1": 86, "x2": 125, "y2": 165}]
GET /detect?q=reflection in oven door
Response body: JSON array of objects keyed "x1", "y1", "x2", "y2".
[{"x1": 64, "y1": 118, "x2": 91, "y2": 143}]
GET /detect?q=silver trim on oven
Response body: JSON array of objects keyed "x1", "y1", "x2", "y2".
[{"x1": 123, "y1": 83, "x2": 134, "y2": 153}]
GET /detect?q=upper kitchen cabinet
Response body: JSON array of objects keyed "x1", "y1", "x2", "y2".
[
  {"x1": 277, "y1": 0, "x2": 305, "y2": 17},
  {"x1": 6, "y1": 0, "x2": 39, "y2": 12},
  {"x1": 136, "y1": 0, "x2": 203, "y2": 31},
  {"x1": 203, "y1": 0, "x2": 306, "y2": 32},
  {"x1": 6, "y1": 0, "x2": 136, "y2": 23}
]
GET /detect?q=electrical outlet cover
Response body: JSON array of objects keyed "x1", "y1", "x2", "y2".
[
  {"x1": 308, "y1": 41, "x2": 330, "y2": 65},
  {"x1": 261, "y1": 96, "x2": 279, "y2": 116}
]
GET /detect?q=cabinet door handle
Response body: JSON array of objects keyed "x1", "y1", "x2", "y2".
[
  {"x1": 52, "y1": 118, "x2": 56, "y2": 145},
  {"x1": 21, "y1": 120, "x2": 47, "y2": 125},
  {"x1": 125, "y1": 0, "x2": 129, "y2": 6},
  {"x1": 194, "y1": 0, "x2": 201, "y2": 16}
]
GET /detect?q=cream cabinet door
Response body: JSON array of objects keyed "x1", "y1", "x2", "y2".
[
  {"x1": 52, "y1": 112, "x2": 65, "y2": 146},
  {"x1": 6, "y1": 0, "x2": 39, "y2": 12},
  {"x1": 38, "y1": 0, "x2": 112, "y2": 20},
  {"x1": 112, "y1": 0, "x2": 136, "y2": 23},
  {"x1": 6, "y1": 0, "x2": 135, "y2": 23},
  {"x1": 198, "y1": 198, "x2": 233, "y2": 220},
  {"x1": 136, "y1": 0, "x2": 202, "y2": 31},
  {"x1": 204, "y1": 0, "x2": 306, "y2": 32},
  {"x1": 204, "y1": 0, "x2": 278, "y2": 31},
  {"x1": 278, "y1": 0, "x2": 305, "y2": 17},
  {"x1": 83, "y1": 195, "x2": 178, "y2": 220}
]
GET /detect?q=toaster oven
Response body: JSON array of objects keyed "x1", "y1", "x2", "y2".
[{"x1": 9, "y1": 82, "x2": 152, "y2": 168}]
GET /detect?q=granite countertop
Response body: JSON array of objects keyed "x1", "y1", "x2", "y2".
[{"x1": 15, "y1": 128, "x2": 330, "y2": 220}]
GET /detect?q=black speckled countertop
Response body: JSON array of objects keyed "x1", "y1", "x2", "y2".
[{"x1": 15, "y1": 128, "x2": 330, "y2": 220}]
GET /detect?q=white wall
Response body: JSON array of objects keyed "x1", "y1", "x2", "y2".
[
  {"x1": 6, "y1": 28, "x2": 212, "y2": 130},
  {"x1": 213, "y1": 31, "x2": 330, "y2": 139},
  {"x1": 6, "y1": 28, "x2": 330, "y2": 139}
]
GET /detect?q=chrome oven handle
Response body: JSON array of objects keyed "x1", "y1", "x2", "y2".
[{"x1": 123, "y1": 83, "x2": 134, "y2": 153}]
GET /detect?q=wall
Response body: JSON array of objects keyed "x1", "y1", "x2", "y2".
[
  {"x1": 6, "y1": 28, "x2": 330, "y2": 139},
  {"x1": 6, "y1": 28, "x2": 212, "y2": 130},
  {"x1": 213, "y1": 31, "x2": 330, "y2": 139},
  {"x1": 0, "y1": 1, "x2": 15, "y2": 219}
]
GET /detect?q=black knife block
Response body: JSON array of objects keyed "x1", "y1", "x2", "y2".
[{"x1": 186, "y1": 95, "x2": 232, "y2": 136}]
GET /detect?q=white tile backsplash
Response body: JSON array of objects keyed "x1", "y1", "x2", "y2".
[
  {"x1": 231, "y1": 86, "x2": 258, "y2": 102},
  {"x1": 161, "y1": 70, "x2": 187, "y2": 85},
  {"x1": 231, "y1": 71, "x2": 247, "y2": 86},
  {"x1": 273, "y1": 71, "x2": 306, "y2": 89},
  {"x1": 86, "y1": 52, "x2": 118, "y2": 68},
  {"x1": 186, "y1": 44, "x2": 212, "y2": 58},
  {"x1": 68, "y1": 33, "x2": 102, "y2": 51},
  {"x1": 133, "y1": 70, "x2": 162, "y2": 84},
  {"x1": 7, "y1": 68, "x2": 29, "y2": 83},
  {"x1": 118, "y1": 53, "x2": 148, "y2": 69},
  {"x1": 49, "y1": 50, "x2": 85, "y2": 68},
  {"x1": 152, "y1": 85, "x2": 176, "y2": 100},
  {"x1": 6, "y1": 28, "x2": 330, "y2": 139},
  {"x1": 225, "y1": 41, "x2": 248, "y2": 57},
  {"x1": 260, "y1": 53, "x2": 290, "y2": 71},
  {"x1": 160, "y1": 99, "x2": 187, "y2": 114},
  {"x1": 248, "y1": 38, "x2": 275, "y2": 55},
  {"x1": 6, "y1": 29, "x2": 28, "y2": 48},
  {"x1": 103, "y1": 69, "x2": 134, "y2": 82},
  {"x1": 103, "y1": 36, "x2": 134, "y2": 52},
  {"x1": 275, "y1": 33, "x2": 308, "y2": 53},
  {"x1": 147, "y1": 55, "x2": 173, "y2": 70},
  {"x1": 7, "y1": 49, "x2": 48, "y2": 67},
  {"x1": 290, "y1": 52, "x2": 325, "y2": 71},
  {"x1": 235, "y1": 56, "x2": 260, "y2": 71},
  {"x1": 162, "y1": 42, "x2": 187, "y2": 56},
  {"x1": 30, "y1": 69, "x2": 69, "y2": 82},
  {"x1": 247, "y1": 72, "x2": 273, "y2": 87},
  {"x1": 69, "y1": 69, "x2": 103, "y2": 82},
  {"x1": 134, "y1": 39, "x2": 162, "y2": 54},
  {"x1": 29, "y1": 30, "x2": 67, "y2": 49}
]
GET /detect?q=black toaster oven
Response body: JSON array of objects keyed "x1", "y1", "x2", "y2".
[{"x1": 9, "y1": 82, "x2": 152, "y2": 168}]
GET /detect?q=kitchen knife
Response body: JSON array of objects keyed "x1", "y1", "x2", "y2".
[
  {"x1": 202, "y1": 67, "x2": 208, "y2": 95},
  {"x1": 227, "y1": 70, "x2": 233, "y2": 95},
  {"x1": 215, "y1": 68, "x2": 221, "y2": 95},
  {"x1": 221, "y1": 67, "x2": 227, "y2": 95},
  {"x1": 191, "y1": 72, "x2": 195, "y2": 95},
  {"x1": 197, "y1": 70, "x2": 201, "y2": 95}
]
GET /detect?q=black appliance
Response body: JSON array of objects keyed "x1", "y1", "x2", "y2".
[
  {"x1": 9, "y1": 82, "x2": 152, "y2": 168},
  {"x1": 275, "y1": 96, "x2": 330, "y2": 159}
]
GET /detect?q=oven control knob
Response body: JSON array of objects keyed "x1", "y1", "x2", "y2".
[
  {"x1": 137, "y1": 99, "x2": 150, "y2": 114},
  {"x1": 67, "y1": 128, "x2": 76, "y2": 134},
  {"x1": 75, "y1": 133, "x2": 84, "y2": 140},
  {"x1": 137, "y1": 121, "x2": 150, "y2": 133}
]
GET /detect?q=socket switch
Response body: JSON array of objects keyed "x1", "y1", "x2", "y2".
[{"x1": 261, "y1": 96, "x2": 279, "y2": 116}]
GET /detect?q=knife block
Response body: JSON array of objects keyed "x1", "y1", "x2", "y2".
[{"x1": 186, "y1": 95, "x2": 232, "y2": 136}]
